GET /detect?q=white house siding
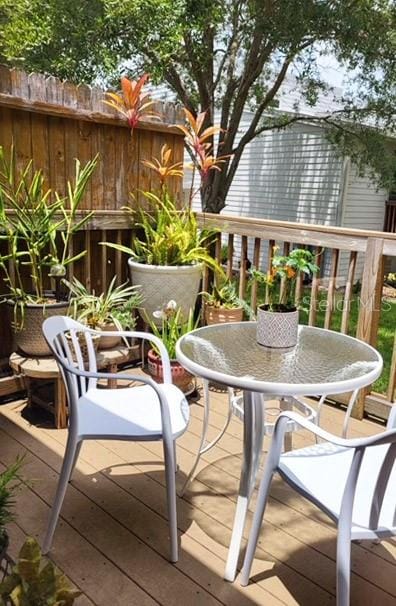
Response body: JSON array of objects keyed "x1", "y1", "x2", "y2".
[
  {"x1": 200, "y1": 116, "x2": 344, "y2": 270},
  {"x1": 337, "y1": 165, "x2": 387, "y2": 283}
]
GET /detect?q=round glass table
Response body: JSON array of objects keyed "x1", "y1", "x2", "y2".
[{"x1": 176, "y1": 322, "x2": 383, "y2": 581}]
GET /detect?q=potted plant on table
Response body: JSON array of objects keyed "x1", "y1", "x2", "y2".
[
  {"x1": 145, "y1": 300, "x2": 198, "y2": 393},
  {"x1": 0, "y1": 146, "x2": 97, "y2": 356},
  {"x1": 65, "y1": 275, "x2": 143, "y2": 350},
  {"x1": 251, "y1": 247, "x2": 318, "y2": 348},
  {"x1": 102, "y1": 77, "x2": 225, "y2": 322}
]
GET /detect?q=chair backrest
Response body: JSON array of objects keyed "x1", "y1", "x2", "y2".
[
  {"x1": 42, "y1": 316, "x2": 99, "y2": 426},
  {"x1": 340, "y1": 419, "x2": 396, "y2": 534}
]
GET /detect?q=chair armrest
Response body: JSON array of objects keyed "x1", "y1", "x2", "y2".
[
  {"x1": 275, "y1": 411, "x2": 396, "y2": 448},
  {"x1": 83, "y1": 328, "x2": 172, "y2": 384}
]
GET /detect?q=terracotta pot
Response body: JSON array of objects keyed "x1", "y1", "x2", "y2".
[
  {"x1": 147, "y1": 349, "x2": 193, "y2": 393},
  {"x1": 98, "y1": 323, "x2": 122, "y2": 350},
  {"x1": 256, "y1": 305, "x2": 299, "y2": 348},
  {"x1": 205, "y1": 305, "x2": 244, "y2": 325},
  {"x1": 10, "y1": 300, "x2": 69, "y2": 356}
]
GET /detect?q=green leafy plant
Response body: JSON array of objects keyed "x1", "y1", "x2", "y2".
[
  {"x1": 64, "y1": 275, "x2": 142, "y2": 329},
  {"x1": 202, "y1": 279, "x2": 245, "y2": 310},
  {"x1": 0, "y1": 537, "x2": 80, "y2": 605},
  {"x1": 250, "y1": 247, "x2": 319, "y2": 312},
  {"x1": 385, "y1": 272, "x2": 396, "y2": 288},
  {"x1": 103, "y1": 189, "x2": 219, "y2": 269},
  {"x1": 0, "y1": 146, "x2": 97, "y2": 327},
  {"x1": 0, "y1": 458, "x2": 25, "y2": 554},
  {"x1": 146, "y1": 300, "x2": 198, "y2": 359}
]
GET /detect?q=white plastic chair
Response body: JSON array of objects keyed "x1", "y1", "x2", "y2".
[
  {"x1": 240, "y1": 407, "x2": 396, "y2": 606},
  {"x1": 42, "y1": 316, "x2": 190, "y2": 563}
]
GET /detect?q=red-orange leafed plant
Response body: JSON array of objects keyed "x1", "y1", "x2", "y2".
[
  {"x1": 142, "y1": 144, "x2": 184, "y2": 186},
  {"x1": 177, "y1": 108, "x2": 229, "y2": 180},
  {"x1": 104, "y1": 74, "x2": 161, "y2": 132}
]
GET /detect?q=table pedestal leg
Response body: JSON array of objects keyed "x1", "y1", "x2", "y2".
[
  {"x1": 224, "y1": 390, "x2": 265, "y2": 582},
  {"x1": 107, "y1": 363, "x2": 118, "y2": 389},
  {"x1": 280, "y1": 397, "x2": 293, "y2": 452},
  {"x1": 54, "y1": 378, "x2": 67, "y2": 429}
]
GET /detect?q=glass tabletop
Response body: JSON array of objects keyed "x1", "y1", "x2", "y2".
[{"x1": 176, "y1": 322, "x2": 382, "y2": 395}]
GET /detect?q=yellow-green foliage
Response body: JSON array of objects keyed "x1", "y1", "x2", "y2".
[{"x1": 0, "y1": 537, "x2": 80, "y2": 606}]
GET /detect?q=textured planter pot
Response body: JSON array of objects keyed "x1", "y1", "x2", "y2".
[
  {"x1": 205, "y1": 306, "x2": 244, "y2": 325},
  {"x1": 147, "y1": 349, "x2": 193, "y2": 394},
  {"x1": 256, "y1": 306, "x2": 299, "y2": 348},
  {"x1": 11, "y1": 300, "x2": 69, "y2": 356},
  {"x1": 98, "y1": 323, "x2": 122, "y2": 350},
  {"x1": 128, "y1": 259, "x2": 202, "y2": 325},
  {"x1": 65, "y1": 331, "x2": 100, "y2": 362}
]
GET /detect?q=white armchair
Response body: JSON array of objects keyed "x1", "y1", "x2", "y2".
[
  {"x1": 42, "y1": 315, "x2": 190, "y2": 563},
  {"x1": 240, "y1": 408, "x2": 396, "y2": 606}
]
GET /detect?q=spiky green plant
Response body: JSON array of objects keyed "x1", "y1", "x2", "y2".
[
  {"x1": 64, "y1": 275, "x2": 143, "y2": 329},
  {"x1": 0, "y1": 146, "x2": 97, "y2": 328},
  {"x1": 102, "y1": 190, "x2": 219, "y2": 269},
  {"x1": 0, "y1": 457, "x2": 25, "y2": 553}
]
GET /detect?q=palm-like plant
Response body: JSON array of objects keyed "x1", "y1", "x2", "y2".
[
  {"x1": 103, "y1": 75, "x2": 160, "y2": 133},
  {"x1": 0, "y1": 457, "x2": 25, "y2": 553},
  {"x1": 142, "y1": 144, "x2": 184, "y2": 186},
  {"x1": 65, "y1": 275, "x2": 142, "y2": 329},
  {"x1": 0, "y1": 147, "x2": 97, "y2": 306}
]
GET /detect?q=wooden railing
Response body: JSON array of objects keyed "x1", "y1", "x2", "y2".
[
  {"x1": 384, "y1": 199, "x2": 396, "y2": 233},
  {"x1": 197, "y1": 213, "x2": 396, "y2": 420},
  {"x1": 1, "y1": 210, "x2": 395, "y2": 421}
]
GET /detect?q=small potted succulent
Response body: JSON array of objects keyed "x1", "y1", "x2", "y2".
[
  {"x1": 0, "y1": 457, "x2": 24, "y2": 573},
  {"x1": 251, "y1": 247, "x2": 318, "y2": 348},
  {"x1": 145, "y1": 300, "x2": 198, "y2": 393},
  {"x1": 0, "y1": 146, "x2": 97, "y2": 356},
  {"x1": 202, "y1": 278, "x2": 248, "y2": 325},
  {"x1": 65, "y1": 275, "x2": 143, "y2": 350}
]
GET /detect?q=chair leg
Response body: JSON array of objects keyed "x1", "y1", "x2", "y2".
[
  {"x1": 173, "y1": 440, "x2": 178, "y2": 473},
  {"x1": 239, "y1": 464, "x2": 276, "y2": 586},
  {"x1": 336, "y1": 531, "x2": 352, "y2": 606},
  {"x1": 42, "y1": 435, "x2": 80, "y2": 554},
  {"x1": 163, "y1": 439, "x2": 178, "y2": 563},
  {"x1": 69, "y1": 441, "x2": 82, "y2": 482}
]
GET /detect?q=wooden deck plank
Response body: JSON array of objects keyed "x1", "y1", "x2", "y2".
[{"x1": 0, "y1": 390, "x2": 394, "y2": 606}]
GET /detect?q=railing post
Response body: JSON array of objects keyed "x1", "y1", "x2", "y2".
[{"x1": 354, "y1": 237, "x2": 384, "y2": 419}]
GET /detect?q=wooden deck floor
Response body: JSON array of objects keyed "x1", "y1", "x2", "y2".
[{"x1": 0, "y1": 385, "x2": 395, "y2": 606}]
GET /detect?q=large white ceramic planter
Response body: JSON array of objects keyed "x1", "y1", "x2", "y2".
[
  {"x1": 128, "y1": 259, "x2": 202, "y2": 323},
  {"x1": 256, "y1": 306, "x2": 299, "y2": 348}
]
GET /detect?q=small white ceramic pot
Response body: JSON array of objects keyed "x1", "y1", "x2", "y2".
[{"x1": 256, "y1": 306, "x2": 299, "y2": 348}]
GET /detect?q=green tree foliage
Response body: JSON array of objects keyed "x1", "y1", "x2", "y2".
[{"x1": 0, "y1": 0, "x2": 395, "y2": 212}]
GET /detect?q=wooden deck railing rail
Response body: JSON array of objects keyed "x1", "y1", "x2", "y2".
[
  {"x1": 1, "y1": 209, "x2": 395, "y2": 422},
  {"x1": 197, "y1": 212, "x2": 396, "y2": 421},
  {"x1": 384, "y1": 199, "x2": 396, "y2": 233}
]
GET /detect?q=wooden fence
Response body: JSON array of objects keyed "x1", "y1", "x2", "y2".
[{"x1": 0, "y1": 66, "x2": 185, "y2": 209}]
